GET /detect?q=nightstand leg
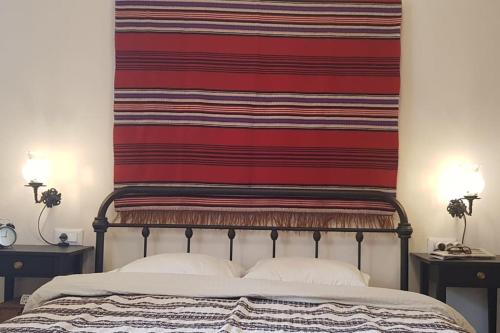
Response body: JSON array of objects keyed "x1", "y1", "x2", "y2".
[
  {"x1": 487, "y1": 288, "x2": 497, "y2": 333},
  {"x1": 4, "y1": 276, "x2": 14, "y2": 301},
  {"x1": 436, "y1": 284, "x2": 446, "y2": 303},
  {"x1": 420, "y1": 262, "x2": 429, "y2": 295},
  {"x1": 75, "y1": 254, "x2": 84, "y2": 274}
]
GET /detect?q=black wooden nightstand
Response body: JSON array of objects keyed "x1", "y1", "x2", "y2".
[
  {"x1": 412, "y1": 253, "x2": 500, "y2": 333},
  {"x1": 0, "y1": 245, "x2": 93, "y2": 302},
  {"x1": 0, "y1": 298, "x2": 24, "y2": 323}
]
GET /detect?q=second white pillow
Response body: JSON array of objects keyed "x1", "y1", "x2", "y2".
[{"x1": 243, "y1": 257, "x2": 370, "y2": 287}]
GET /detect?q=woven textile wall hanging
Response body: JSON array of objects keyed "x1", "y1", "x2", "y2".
[{"x1": 113, "y1": 0, "x2": 402, "y2": 228}]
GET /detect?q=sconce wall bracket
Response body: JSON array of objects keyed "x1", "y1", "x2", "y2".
[
  {"x1": 26, "y1": 182, "x2": 62, "y2": 207},
  {"x1": 447, "y1": 199, "x2": 467, "y2": 218},
  {"x1": 41, "y1": 188, "x2": 62, "y2": 208},
  {"x1": 447, "y1": 194, "x2": 480, "y2": 244},
  {"x1": 447, "y1": 195, "x2": 479, "y2": 218}
]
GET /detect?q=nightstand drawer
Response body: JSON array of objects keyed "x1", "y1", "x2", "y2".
[
  {"x1": 0, "y1": 255, "x2": 54, "y2": 277},
  {"x1": 441, "y1": 264, "x2": 500, "y2": 287}
]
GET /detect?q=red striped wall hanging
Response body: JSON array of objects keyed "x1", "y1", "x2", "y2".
[{"x1": 113, "y1": 0, "x2": 402, "y2": 228}]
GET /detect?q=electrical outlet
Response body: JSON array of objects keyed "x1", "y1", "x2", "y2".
[
  {"x1": 427, "y1": 237, "x2": 457, "y2": 253},
  {"x1": 54, "y1": 228, "x2": 84, "y2": 245}
]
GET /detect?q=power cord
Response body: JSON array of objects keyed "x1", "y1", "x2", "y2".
[
  {"x1": 461, "y1": 214, "x2": 467, "y2": 244},
  {"x1": 37, "y1": 204, "x2": 59, "y2": 246}
]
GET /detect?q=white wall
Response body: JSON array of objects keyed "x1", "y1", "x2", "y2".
[
  {"x1": 398, "y1": 2, "x2": 500, "y2": 332},
  {"x1": 0, "y1": 1, "x2": 499, "y2": 332}
]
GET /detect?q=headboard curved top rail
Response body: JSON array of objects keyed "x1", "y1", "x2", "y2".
[{"x1": 92, "y1": 186, "x2": 412, "y2": 290}]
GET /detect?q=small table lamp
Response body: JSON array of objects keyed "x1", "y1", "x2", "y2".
[{"x1": 446, "y1": 165, "x2": 484, "y2": 244}]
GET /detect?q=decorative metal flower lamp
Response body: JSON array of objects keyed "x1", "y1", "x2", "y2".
[
  {"x1": 23, "y1": 153, "x2": 67, "y2": 246},
  {"x1": 23, "y1": 152, "x2": 62, "y2": 208},
  {"x1": 446, "y1": 165, "x2": 484, "y2": 244}
]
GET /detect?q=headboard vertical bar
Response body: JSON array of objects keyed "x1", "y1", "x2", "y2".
[
  {"x1": 271, "y1": 229, "x2": 278, "y2": 258},
  {"x1": 228, "y1": 228, "x2": 235, "y2": 261},
  {"x1": 95, "y1": 233, "x2": 105, "y2": 272},
  {"x1": 313, "y1": 230, "x2": 321, "y2": 258},
  {"x1": 356, "y1": 231, "x2": 364, "y2": 270},
  {"x1": 185, "y1": 228, "x2": 193, "y2": 253},
  {"x1": 397, "y1": 218, "x2": 412, "y2": 291},
  {"x1": 142, "y1": 227, "x2": 150, "y2": 257},
  {"x1": 92, "y1": 217, "x2": 109, "y2": 273},
  {"x1": 400, "y1": 236, "x2": 410, "y2": 291}
]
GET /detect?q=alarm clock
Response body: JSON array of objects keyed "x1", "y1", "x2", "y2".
[{"x1": 0, "y1": 222, "x2": 17, "y2": 248}]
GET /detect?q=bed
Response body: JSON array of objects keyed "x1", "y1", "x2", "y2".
[{"x1": 0, "y1": 186, "x2": 475, "y2": 332}]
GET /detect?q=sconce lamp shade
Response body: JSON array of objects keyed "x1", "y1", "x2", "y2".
[
  {"x1": 461, "y1": 165, "x2": 485, "y2": 196},
  {"x1": 22, "y1": 153, "x2": 50, "y2": 185}
]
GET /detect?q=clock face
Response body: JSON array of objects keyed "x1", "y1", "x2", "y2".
[{"x1": 0, "y1": 226, "x2": 16, "y2": 247}]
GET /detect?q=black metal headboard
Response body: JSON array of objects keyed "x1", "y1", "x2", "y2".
[{"x1": 92, "y1": 186, "x2": 412, "y2": 290}]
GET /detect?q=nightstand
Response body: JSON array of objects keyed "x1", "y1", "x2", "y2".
[
  {"x1": 0, "y1": 245, "x2": 93, "y2": 302},
  {"x1": 0, "y1": 298, "x2": 24, "y2": 323},
  {"x1": 412, "y1": 253, "x2": 500, "y2": 333}
]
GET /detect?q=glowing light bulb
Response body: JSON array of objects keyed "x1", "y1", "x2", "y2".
[
  {"x1": 440, "y1": 164, "x2": 485, "y2": 200},
  {"x1": 462, "y1": 165, "x2": 484, "y2": 196},
  {"x1": 22, "y1": 152, "x2": 50, "y2": 184}
]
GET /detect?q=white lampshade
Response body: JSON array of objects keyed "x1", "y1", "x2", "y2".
[
  {"x1": 22, "y1": 152, "x2": 50, "y2": 184},
  {"x1": 440, "y1": 164, "x2": 485, "y2": 200},
  {"x1": 461, "y1": 165, "x2": 485, "y2": 196}
]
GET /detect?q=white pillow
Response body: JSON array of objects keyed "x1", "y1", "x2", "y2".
[
  {"x1": 243, "y1": 257, "x2": 370, "y2": 287},
  {"x1": 117, "y1": 253, "x2": 244, "y2": 278}
]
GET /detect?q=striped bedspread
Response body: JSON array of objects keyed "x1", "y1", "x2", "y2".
[{"x1": 1, "y1": 294, "x2": 469, "y2": 333}]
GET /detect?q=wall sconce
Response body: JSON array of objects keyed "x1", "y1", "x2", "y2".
[
  {"x1": 446, "y1": 165, "x2": 484, "y2": 243},
  {"x1": 23, "y1": 153, "x2": 62, "y2": 208},
  {"x1": 23, "y1": 153, "x2": 68, "y2": 247}
]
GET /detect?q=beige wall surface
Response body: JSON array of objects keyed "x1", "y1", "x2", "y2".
[{"x1": 0, "y1": 1, "x2": 499, "y2": 332}]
